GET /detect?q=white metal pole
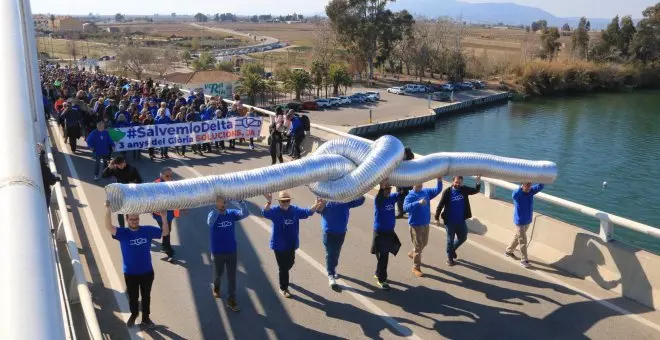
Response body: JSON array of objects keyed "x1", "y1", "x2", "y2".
[
  {"x1": 0, "y1": 0, "x2": 66, "y2": 339},
  {"x1": 18, "y1": 0, "x2": 47, "y2": 144}
]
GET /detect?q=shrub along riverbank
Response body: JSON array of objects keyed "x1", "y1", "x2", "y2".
[{"x1": 511, "y1": 60, "x2": 660, "y2": 96}]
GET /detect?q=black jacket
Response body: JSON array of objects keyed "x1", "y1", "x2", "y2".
[
  {"x1": 59, "y1": 108, "x2": 82, "y2": 128},
  {"x1": 40, "y1": 150, "x2": 58, "y2": 198},
  {"x1": 435, "y1": 183, "x2": 482, "y2": 224},
  {"x1": 102, "y1": 164, "x2": 143, "y2": 184}
]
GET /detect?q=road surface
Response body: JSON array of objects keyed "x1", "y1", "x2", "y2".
[{"x1": 50, "y1": 124, "x2": 660, "y2": 340}]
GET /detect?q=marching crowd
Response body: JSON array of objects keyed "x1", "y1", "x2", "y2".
[
  {"x1": 41, "y1": 63, "x2": 546, "y2": 330},
  {"x1": 41, "y1": 63, "x2": 311, "y2": 182}
]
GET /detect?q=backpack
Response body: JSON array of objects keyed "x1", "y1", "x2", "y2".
[{"x1": 300, "y1": 114, "x2": 311, "y2": 132}]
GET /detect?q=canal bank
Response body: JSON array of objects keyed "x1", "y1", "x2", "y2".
[
  {"x1": 384, "y1": 90, "x2": 660, "y2": 253},
  {"x1": 348, "y1": 90, "x2": 511, "y2": 136}
]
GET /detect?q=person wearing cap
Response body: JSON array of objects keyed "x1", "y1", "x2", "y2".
[
  {"x1": 505, "y1": 182, "x2": 544, "y2": 268},
  {"x1": 207, "y1": 197, "x2": 249, "y2": 312},
  {"x1": 316, "y1": 195, "x2": 365, "y2": 288},
  {"x1": 372, "y1": 181, "x2": 403, "y2": 290},
  {"x1": 403, "y1": 177, "x2": 443, "y2": 277},
  {"x1": 262, "y1": 191, "x2": 322, "y2": 298}
]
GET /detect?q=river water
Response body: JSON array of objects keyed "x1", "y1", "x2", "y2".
[{"x1": 389, "y1": 90, "x2": 660, "y2": 253}]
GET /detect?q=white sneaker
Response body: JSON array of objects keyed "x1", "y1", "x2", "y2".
[
  {"x1": 93, "y1": 175, "x2": 99, "y2": 181},
  {"x1": 328, "y1": 276, "x2": 337, "y2": 287},
  {"x1": 521, "y1": 260, "x2": 531, "y2": 268},
  {"x1": 333, "y1": 273, "x2": 339, "y2": 279}
]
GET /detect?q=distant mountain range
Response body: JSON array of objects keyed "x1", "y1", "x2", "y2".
[{"x1": 384, "y1": 0, "x2": 615, "y2": 29}]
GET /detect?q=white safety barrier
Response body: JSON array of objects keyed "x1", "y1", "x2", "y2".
[
  {"x1": 0, "y1": 0, "x2": 65, "y2": 338},
  {"x1": 46, "y1": 129, "x2": 103, "y2": 340},
  {"x1": 173, "y1": 87, "x2": 658, "y2": 244}
]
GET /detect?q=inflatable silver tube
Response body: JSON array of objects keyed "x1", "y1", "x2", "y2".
[{"x1": 106, "y1": 135, "x2": 558, "y2": 214}]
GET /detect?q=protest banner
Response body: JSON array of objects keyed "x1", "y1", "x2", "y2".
[
  {"x1": 203, "y1": 82, "x2": 233, "y2": 97},
  {"x1": 107, "y1": 117, "x2": 263, "y2": 151}
]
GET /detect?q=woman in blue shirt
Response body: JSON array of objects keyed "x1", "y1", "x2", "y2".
[{"x1": 262, "y1": 191, "x2": 322, "y2": 298}]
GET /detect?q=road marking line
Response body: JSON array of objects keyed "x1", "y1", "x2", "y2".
[
  {"x1": 172, "y1": 156, "x2": 423, "y2": 340},
  {"x1": 52, "y1": 124, "x2": 143, "y2": 339},
  {"x1": 363, "y1": 190, "x2": 660, "y2": 332}
]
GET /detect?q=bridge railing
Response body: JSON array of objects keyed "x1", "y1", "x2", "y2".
[
  {"x1": 160, "y1": 84, "x2": 660, "y2": 245},
  {"x1": 1, "y1": 0, "x2": 64, "y2": 338},
  {"x1": 45, "y1": 131, "x2": 103, "y2": 340}
]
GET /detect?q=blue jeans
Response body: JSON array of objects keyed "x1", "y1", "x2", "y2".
[
  {"x1": 94, "y1": 154, "x2": 110, "y2": 176},
  {"x1": 445, "y1": 221, "x2": 468, "y2": 258},
  {"x1": 322, "y1": 231, "x2": 346, "y2": 276}
]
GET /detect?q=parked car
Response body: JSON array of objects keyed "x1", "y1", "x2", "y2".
[
  {"x1": 302, "y1": 101, "x2": 318, "y2": 110},
  {"x1": 387, "y1": 86, "x2": 406, "y2": 94},
  {"x1": 403, "y1": 84, "x2": 425, "y2": 93},
  {"x1": 329, "y1": 97, "x2": 342, "y2": 106},
  {"x1": 286, "y1": 102, "x2": 302, "y2": 112},
  {"x1": 365, "y1": 91, "x2": 380, "y2": 101},
  {"x1": 471, "y1": 80, "x2": 487, "y2": 89},
  {"x1": 338, "y1": 96, "x2": 352, "y2": 105},
  {"x1": 440, "y1": 83, "x2": 455, "y2": 92},
  {"x1": 461, "y1": 82, "x2": 475, "y2": 90},
  {"x1": 316, "y1": 98, "x2": 332, "y2": 108},
  {"x1": 366, "y1": 91, "x2": 380, "y2": 100},
  {"x1": 348, "y1": 94, "x2": 366, "y2": 104},
  {"x1": 432, "y1": 92, "x2": 451, "y2": 101}
]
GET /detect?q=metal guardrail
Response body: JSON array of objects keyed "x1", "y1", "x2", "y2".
[
  {"x1": 45, "y1": 126, "x2": 103, "y2": 340},
  {"x1": 168, "y1": 84, "x2": 660, "y2": 244}
]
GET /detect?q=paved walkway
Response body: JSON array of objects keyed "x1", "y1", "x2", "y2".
[{"x1": 50, "y1": 124, "x2": 660, "y2": 340}]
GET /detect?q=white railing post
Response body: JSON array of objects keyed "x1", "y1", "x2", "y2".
[
  {"x1": 484, "y1": 181, "x2": 496, "y2": 199},
  {"x1": 0, "y1": 0, "x2": 65, "y2": 338},
  {"x1": 599, "y1": 218, "x2": 614, "y2": 242}
]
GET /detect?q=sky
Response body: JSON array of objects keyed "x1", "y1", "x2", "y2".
[{"x1": 29, "y1": 0, "x2": 655, "y2": 18}]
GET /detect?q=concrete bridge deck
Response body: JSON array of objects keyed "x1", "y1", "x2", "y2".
[{"x1": 50, "y1": 124, "x2": 660, "y2": 340}]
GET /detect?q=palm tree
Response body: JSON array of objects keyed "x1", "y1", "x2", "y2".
[
  {"x1": 49, "y1": 14, "x2": 56, "y2": 31},
  {"x1": 310, "y1": 60, "x2": 326, "y2": 97},
  {"x1": 234, "y1": 72, "x2": 265, "y2": 106},
  {"x1": 264, "y1": 78, "x2": 280, "y2": 104},
  {"x1": 284, "y1": 70, "x2": 313, "y2": 101},
  {"x1": 328, "y1": 63, "x2": 352, "y2": 96}
]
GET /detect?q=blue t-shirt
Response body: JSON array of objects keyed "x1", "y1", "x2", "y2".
[
  {"x1": 447, "y1": 188, "x2": 465, "y2": 225},
  {"x1": 403, "y1": 180, "x2": 443, "y2": 226},
  {"x1": 374, "y1": 191, "x2": 398, "y2": 232},
  {"x1": 320, "y1": 197, "x2": 365, "y2": 234},
  {"x1": 513, "y1": 184, "x2": 544, "y2": 225},
  {"x1": 207, "y1": 203, "x2": 249, "y2": 254},
  {"x1": 262, "y1": 205, "x2": 315, "y2": 251},
  {"x1": 113, "y1": 226, "x2": 162, "y2": 275}
]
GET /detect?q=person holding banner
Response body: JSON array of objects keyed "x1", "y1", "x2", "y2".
[
  {"x1": 155, "y1": 109, "x2": 172, "y2": 159},
  {"x1": 200, "y1": 104, "x2": 214, "y2": 153},
  {"x1": 247, "y1": 107, "x2": 257, "y2": 150}
]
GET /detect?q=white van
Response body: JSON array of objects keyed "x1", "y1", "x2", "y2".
[{"x1": 403, "y1": 84, "x2": 426, "y2": 93}]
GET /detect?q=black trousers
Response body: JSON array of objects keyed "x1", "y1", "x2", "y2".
[
  {"x1": 124, "y1": 271, "x2": 154, "y2": 317},
  {"x1": 375, "y1": 250, "x2": 389, "y2": 283},
  {"x1": 66, "y1": 126, "x2": 80, "y2": 152},
  {"x1": 274, "y1": 250, "x2": 295, "y2": 291},
  {"x1": 292, "y1": 134, "x2": 304, "y2": 158},
  {"x1": 269, "y1": 142, "x2": 284, "y2": 165}
]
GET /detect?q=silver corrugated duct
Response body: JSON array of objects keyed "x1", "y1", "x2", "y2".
[{"x1": 106, "y1": 135, "x2": 558, "y2": 214}]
